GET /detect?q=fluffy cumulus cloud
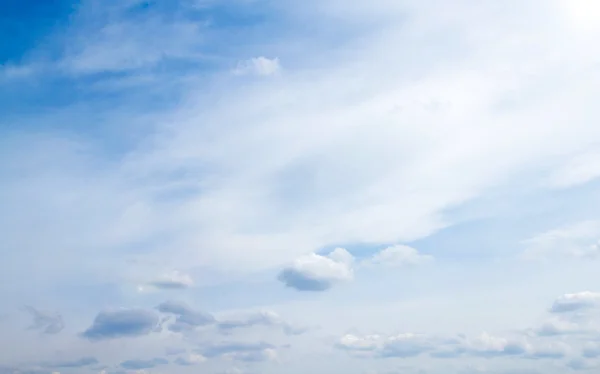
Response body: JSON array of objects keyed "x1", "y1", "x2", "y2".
[
  {"x1": 549, "y1": 292, "x2": 600, "y2": 314},
  {"x1": 81, "y1": 309, "x2": 160, "y2": 340},
  {"x1": 278, "y1": 248, "x2": 354, "y2": 291}
]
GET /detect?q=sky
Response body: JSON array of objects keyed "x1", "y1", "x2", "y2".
[{"x1": 1, "y1": 0, "x2": 600, "y2": 373}]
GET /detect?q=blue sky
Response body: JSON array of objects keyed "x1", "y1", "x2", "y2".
[{"x1": 2, "y1": 0, "x2": 600, "y2": 373}]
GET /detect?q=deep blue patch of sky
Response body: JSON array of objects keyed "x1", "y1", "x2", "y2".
[{"x1": 0, "y1": 0, "x2": 79, "y2": 64}]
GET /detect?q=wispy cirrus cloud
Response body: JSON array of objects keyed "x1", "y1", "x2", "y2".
[
  {"x1": 521, "y1": 221, "x2": 600, "y2": 261},
  {"x1": 23, "y1": 306, "x2": 64, "y2": 335}
]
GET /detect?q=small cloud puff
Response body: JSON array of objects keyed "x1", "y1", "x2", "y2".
[
  {"x1": 278, "y1": 248, "x2": 354, "y2": 291},
  {"x1": 365, "y1": 245, "x2": 433, "y2": 267},
  {"x1": 233, "y1": 57, "x2": 281, "y2": 76},
  {"x1": 147, "y1": 270, "x2": 194, "y2": 290},
  {"x1": 174, "y1": 354, "x2": 206, "y2": 366}
]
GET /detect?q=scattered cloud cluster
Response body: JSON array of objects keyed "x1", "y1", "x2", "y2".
[
  {"x1": 3, "y1": 0, "x2": 600, "y2": 373},
  {"x1": 337, "y1": 291, "x2": 600, "y2": 370},
  {"x1": 278, "y1": 245, "x2": 431, "y2": 291},
  {"x1": 338, "y1": 331, "x2": 566, "y2": 361}
]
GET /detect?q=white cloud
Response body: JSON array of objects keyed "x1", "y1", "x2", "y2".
[
  {"x1": 277, "y1": 245, "x2": 431, "y2": 291},
  {"x1": 462, "y1": 333, "x2": 529, "y2": 358},
  {"x1": 278, "y1": 249, "x2": 354, "y2": 291},
  {"x1": 335, "y1": 331, "x2": 558, "y2": 360},
  {"x1": 535, "y1": 318, "x2": 582, "y2": 336},
  {"x1": 337, "y1": 333, "x2": 383, "y2": 352},
  {"x1": 336, "y1": 330, "x2": 576, "y2": 363},
  {"x1": 545, "y1": 149, "x2": 600, "y2": 189},
  {"x1": 526, "y1": 341, "x2": 569, "y2": 360},
  {"x1": 365, "y1": 245, "x2": 433, "y2": 267},
  {"x1": 174, "y1": 353, "x2": 207, "y2": 365},
  {"x1": 4, "y1": 0, "x2": 600, "y2": 372},
  {"x1": 233, "y1": 57, "x2": 281, "y2": 76},
  {"x1": 58, "y1": 2, "x2": 208, "y2": 75},
  {"x1": 0, "y1": 64, "x2": 36, "y2": 80},
  {"x1": 4, "y1": 0, "x2": 600, "y2": 279},
  {"x1": 521, "y1": 221, "x2": 600, "y2": 261},
  {"x1": 111, "y1": 0, "x2": 600, "y2": 274},
  {"x1": 559, "y1": 0, "x2": 600, "y2": 33},
  {"x1": 550, "y1": 292, "x2": 600, "y2": 314},
  {"x1": 216, "y1": 309, "x2": 307, "y2": 335},
  {"x1": 146, "y1": 270, "x2": 194, "y2": 290},
  {"x1": 328, "y1": 247, "x2": 355, "y2": 265},
  {"x1": 337, "y1": 332, "x2": 433, "y2": 358}
]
